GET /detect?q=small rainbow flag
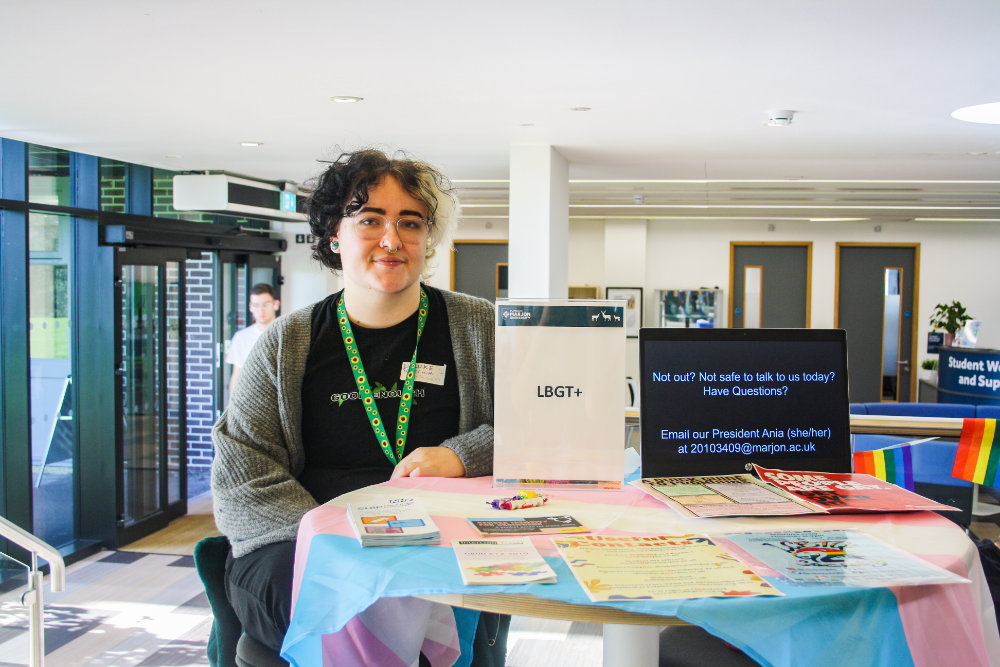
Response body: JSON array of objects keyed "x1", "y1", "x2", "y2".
[
  {"x1": 853, "y1": 445, "x2": 914, "y2": 490},
  {"x1": 951, "y1": 418, "x2": 1000, "y2": 486}
]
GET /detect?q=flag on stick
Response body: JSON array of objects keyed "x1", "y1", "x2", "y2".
[
  {"x1": 853, "y1": 445, "x2": 914, "y2": 491},
  {"x1": 951, "y1": 418, "x2": 1000, "y2": 486}
]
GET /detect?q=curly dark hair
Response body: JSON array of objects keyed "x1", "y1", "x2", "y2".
[{"x1": 306, "y1": 149, "x2": 457, "y2": 273}]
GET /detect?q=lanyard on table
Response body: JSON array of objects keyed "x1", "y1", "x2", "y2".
[{"x1": 337, "y1": 288, "x2": 429, "y2": 465}]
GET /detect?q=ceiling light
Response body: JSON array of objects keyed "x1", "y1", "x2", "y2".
[
  {"x1": 570, "y1": 106, "x2": 592, "y2": 112},
  {"x1": 330, "y1": 95, "x2": 363, "y2": 103},
  {"x1": 808, "y1": 217, "x2": 869, "y2": 222},
  {"x1": 240, "y1": 141, "x2": 263, "y2": 147},
  {"x1": 951, "y1": 102, "x2": 1000, "y2": 124},
  {"x1": 766, "y1": 110, "x2": 795, "y2": 127}
]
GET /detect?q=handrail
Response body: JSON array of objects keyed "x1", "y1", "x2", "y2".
[
  {"x1": 1, "y1": 515, "x2": 66, "y2": 667},
  {"x1": 849, "y1": 413, "x2": 964, "y2": 437},
  {"x1": 0, "y1": 516, "x2": 65, "y2": 592},
  {"x1": 626, "y1": 411, "x2": 965, "y2": 438}
]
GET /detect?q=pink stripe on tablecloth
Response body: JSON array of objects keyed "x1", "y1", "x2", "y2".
[
  {"x1": 804, "y1": 509, "x2": 993, "y2": 665},
  {"x1": 321, "y1": 616, "x2": 408, "y2": 667},
  {"x1": 892, "y1": 554, "x2": 992, "y2": 667}
]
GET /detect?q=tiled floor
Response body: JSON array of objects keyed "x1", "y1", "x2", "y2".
[{"x1": 0, "y1": 550, "x2": 213, "y2": 666}]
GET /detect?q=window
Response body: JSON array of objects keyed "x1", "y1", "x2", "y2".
[{"x1": 28, "y1": 211, "x2": 76, "y2": 547}]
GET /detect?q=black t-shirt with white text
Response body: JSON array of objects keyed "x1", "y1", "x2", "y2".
[{"x1": 299, "y1": 285, "x2": 460, "y2": 503}]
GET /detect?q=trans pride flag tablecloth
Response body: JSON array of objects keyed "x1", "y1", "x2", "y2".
[{"x1": 282, "y1": 476, "x2": 1000, "y2": 667}]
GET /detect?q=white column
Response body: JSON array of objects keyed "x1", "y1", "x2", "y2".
[
  {"x1": 603, "y1": 624, "x2": 660, "y2": 666},
  {"x1": 508, "y1": 145, "x2": 569, "y2": 298}
]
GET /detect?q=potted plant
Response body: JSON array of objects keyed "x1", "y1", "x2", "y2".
[
  {"x1": 920, "y1": 358, "x2": 938, "y2": 383},
  {"x1": 929, "y1": 300, "x2": 972, "y2": 346}
]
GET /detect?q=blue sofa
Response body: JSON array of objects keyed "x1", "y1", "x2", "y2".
[{"x1": 850, "y1": 402, "x2": 1000, "y2": 526}]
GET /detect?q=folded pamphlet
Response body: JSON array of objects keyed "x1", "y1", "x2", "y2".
[
  {"x1": 466, "y1": 515, "x2": 588, "y2": 536},
  {"x1": 452, "y1": 537, "x2": 557, "y2": 585}
]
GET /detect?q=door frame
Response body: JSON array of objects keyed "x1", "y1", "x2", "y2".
[
  {"x1": 834, "y1": 242, "x2": 921, "y2": 403},
  {"x1": 114, "y1": 246, "x2": 188, "y2": 545},
  {"x1": 729, "y1": 241, "x2": 813, "y2": 327}
]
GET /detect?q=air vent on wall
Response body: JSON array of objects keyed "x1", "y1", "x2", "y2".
[{"x1": 173, "y1": 174, "x2": 307, "y2": 222}]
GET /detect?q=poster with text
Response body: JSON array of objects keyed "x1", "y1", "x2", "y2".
[
  {"x1": 494, "y1": 299, "x2": 625, "y2": 490},
  {"x1": 721, "y1": 529, "x2": 969, "y2": 588}
]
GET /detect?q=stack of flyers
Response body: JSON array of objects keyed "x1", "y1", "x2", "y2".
[
  {"x1": 348, "y1": 497, "x2": 440, "y2": 547},
  {"x1": 452, "y1": 537, "x2": 557, "y2": 585}
]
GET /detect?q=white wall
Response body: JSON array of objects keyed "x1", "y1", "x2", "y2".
[{"x1": 274, "y1": 224, "x2": 337, "y2": 313}]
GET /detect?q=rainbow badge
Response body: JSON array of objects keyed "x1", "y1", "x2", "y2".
[
  {"x1": 952, "y1": 418, "x2": 1000, "y2": 486},
  {"x1": 853, "y1": 445, "x2": 914, "y2": 491}
]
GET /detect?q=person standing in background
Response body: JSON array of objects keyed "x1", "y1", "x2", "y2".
[{"x1": 226, "y1": 283, "x2": 280, "y2": 391}]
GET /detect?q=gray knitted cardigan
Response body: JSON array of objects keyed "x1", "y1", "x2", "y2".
[{"x1": 211, "y1": 288, "x2": 495, "y2": 558}]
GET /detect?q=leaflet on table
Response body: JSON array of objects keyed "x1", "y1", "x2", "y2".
[
  {"x1": 720, "y1": 529, "x2": 969, "y2": 588},
  {"x1": 452, "y1": 537, "x2": 558, "y2": 585},
  {"x1": 493, "y1": 299, "x2": 625, "y2": 491},
  {"x1": 751, "y1": 464, "x2": 959, "y2": 513},
  {"x1": 551, "y1": 534, "x2": 781, "y2": 602},
  {"x1": 631, "y1": 474, "x2": 821, "y2": 518},
  {"x1": 467, "y1": 515, "x2": 588, "y2": 536},
  {"x1": 348, "y1": 497, "x2": 440, "y2": 547}
]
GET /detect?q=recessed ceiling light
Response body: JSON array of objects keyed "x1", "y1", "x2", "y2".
[
  {"x1": 164, "y1": 154, "x2": 181, "y2": 159},
  {"x1": 766, "y1": 110, "x2": 795, "y2": 127},
  {"x1": 330, "y1": 96, "x2": 363, "y2": 103},
  {"x1": 951, "y1": 102, "x2": 1000, "y2": 124},
  {"x1": 570, "y1": 106, "x2": 591, "y2": 112},
  {"x1": 240, "y1": 141, "x2": 263, "y2": 147}
]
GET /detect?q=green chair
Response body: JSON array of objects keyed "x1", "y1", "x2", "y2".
[
  {"x1": 194, "y1": 535, "x2": 507, "y2": 666},
  {"x1": 193, "y1": 536, "x2": 287, "y2": 667}
]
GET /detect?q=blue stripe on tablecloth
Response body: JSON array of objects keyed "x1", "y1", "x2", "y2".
[{"x1": 283, "y1": 534, "x2": 912, "y2": 667}]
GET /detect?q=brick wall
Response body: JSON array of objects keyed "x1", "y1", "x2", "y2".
[
  {"x1": 99, "y1": 160, "x2": 126, "y2": 213},
  {"x1": 185, "y1": 253, "x2": 217, "y2": 478}
]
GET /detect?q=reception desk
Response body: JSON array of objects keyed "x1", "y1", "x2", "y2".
[{"x1": 938, "y1": 347, "x2": 1000, "y2": 406}]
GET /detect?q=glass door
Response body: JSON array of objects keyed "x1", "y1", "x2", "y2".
[
  {"x1": 115, "y1": 248, "x2": 187, "y2": 544},
  {"x1": 217, "y1": 252, "x2": 279, "y2": 412}
]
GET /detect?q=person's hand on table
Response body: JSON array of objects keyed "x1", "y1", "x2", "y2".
[{"x1": 391, "y1": 446, "x2": 465, "y2": 479}]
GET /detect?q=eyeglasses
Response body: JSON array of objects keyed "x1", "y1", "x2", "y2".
[
  {"x1": 345, "y1": 213, "x2": 432, "y2": 244},
  {"x1": 249, "y1": 301, "x2": 277, "y2": 311}
]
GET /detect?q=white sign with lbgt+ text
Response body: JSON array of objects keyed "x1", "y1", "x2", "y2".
[{"x1": 493, "y1": 299, "x2": 625, "y2": 491}]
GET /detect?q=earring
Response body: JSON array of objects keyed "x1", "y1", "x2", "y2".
[{"x1": 330, "y1": 240, "x2": 339, "y2": 252}]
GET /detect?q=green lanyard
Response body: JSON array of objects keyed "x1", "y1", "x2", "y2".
[{"x1": 336, "y1": 288, "x2": 429, "y2": 465}]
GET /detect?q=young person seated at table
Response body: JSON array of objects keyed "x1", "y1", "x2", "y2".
[{"x1": 211, "y1": 149, "x2": 505, "y2": 661}]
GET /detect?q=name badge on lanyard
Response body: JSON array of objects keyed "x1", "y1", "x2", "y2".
[{"x1": 402, "y1": 362, "x2": 447, "y2": 385}]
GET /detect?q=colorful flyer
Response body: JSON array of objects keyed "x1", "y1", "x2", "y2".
[
  {"x1": 494, "y1": 300, "x2": 625, "y2": 491},
  {"x1": 452, "y1": 537, "x2": 557, "y2": 585},
  {"x1": 551, "y1": 534, "x2": 781, "y2": 602},
  {"x1": 752, "y1": 465, "x2": 959, "y2": 513},
  {"x1": 467, "y1": 515, "x2": 588, "y2": 536},
  {"x1": 720, "y1": 529, "x2": 969, "y2": 587},
  {"x1": 631, "y1": 475, "x2": 820, "y2": 518}
]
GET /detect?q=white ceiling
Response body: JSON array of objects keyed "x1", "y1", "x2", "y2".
[{"x1": 2, "y1": 0, "x2": 999, "y2": 223}]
